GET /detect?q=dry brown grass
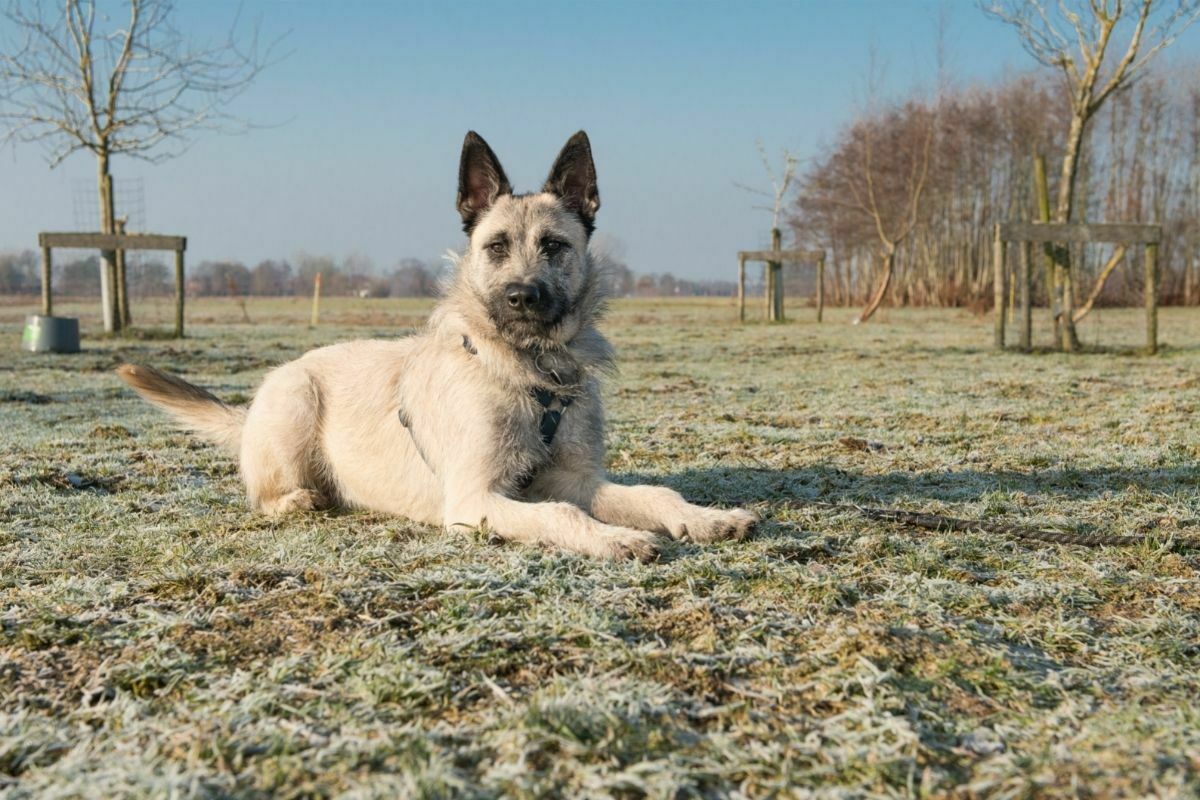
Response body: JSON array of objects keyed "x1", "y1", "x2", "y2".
[{"x1": 1, "y1": 295, "x2": 1198, "y2": 797}]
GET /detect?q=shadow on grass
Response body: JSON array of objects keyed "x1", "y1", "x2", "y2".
[{"x1": 615, "y1": 463, "x2": 1200, "y2": 506}]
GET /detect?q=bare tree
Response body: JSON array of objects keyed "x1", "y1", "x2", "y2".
[
  {"x1": 735, "y1": 140, "x2": 799, "y2": 232},
  {"x1": 0, "y1": 0, "x2": 281, "y2": 332},
  {"x1": 735, "y1": 142, "x2": 798, "y2": 320},
  {"x1": 850, "y1": 104, "x2": 934, "y2": 324},
  {"x1": 984, "y1": 0, "x2": 1200, "y2": 350}
]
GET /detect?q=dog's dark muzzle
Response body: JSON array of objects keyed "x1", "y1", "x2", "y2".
[{"x1": 492, "y1": 281, "x2": 562, "y2": 327}]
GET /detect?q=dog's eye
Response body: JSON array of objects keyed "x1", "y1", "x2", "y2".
[
  {"x1": 487, "y1": 241, "x2": 508, "y2": 257},
  {"x1": 542, "y1": 239, "x2": 567, "y2": 256}
]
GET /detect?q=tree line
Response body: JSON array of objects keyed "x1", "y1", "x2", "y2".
[
  {"x1": 791, "y1": 60, "x2": 1199, "y2": 315},
  {"x1": 0, "y1": 249, "x2": 740, "y2": 299},
  {"x1": 0, "y1": 251, "x2": 443, "y2": 299}
]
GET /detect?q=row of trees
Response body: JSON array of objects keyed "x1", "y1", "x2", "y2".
[
  {"x1": 186, "y1": 255, "x2": 442, "y2": 298},
  {"x1": 0, "y1": 249, "x2": 740, "y2": 299},
  {"x1": 789, "y1": 0, "x2": 1200, "y2": 338},
  {"x1": 0, "y1": 251, "x2": 444, "y2": 299}
]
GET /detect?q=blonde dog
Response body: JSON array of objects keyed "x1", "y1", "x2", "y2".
[{"x1": 118, "y1": 131, "x2": 757, "y2": 559}]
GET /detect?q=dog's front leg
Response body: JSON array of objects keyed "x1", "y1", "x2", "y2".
[
  {"x1": 441, "y1": 484, "x2": 662, "y2": 561},
  {"x1": 534, "y1": 472, "x2": 757, "y2": 543}
]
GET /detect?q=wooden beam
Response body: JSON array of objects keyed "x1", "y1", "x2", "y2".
[
  {"x1": 114, "y1": 220, "x2": 129, "y2": 327},
  {"x1": 993, "y1": 224, "x2": 1006, "y2": 349},
  {"x1": 39, "y1": 232, "x2": 187, "y2": 252},
  {"x1": 997, "y1": 222, "x2": 1161, "y2": 245},
  {"x1": 1019, "y1": 241, "x2": 1032, "y2": 352},
  {"x1": 816, "y1": 255, "x2": 825, "y2": 323},
  {"x1": 40, "y1": 245, "x2": 52, "y2": 317},
  {"x1": 737, "y1": 254, "x2": 746, "y2": 322},
  {"x1": 762, "y1": 263, "x2": 770, "y2": 322},
  {"x1": 738, "y1": 249, "x2": 825, "y2": 263},
  {"x1": 1146, "y1": 243, "x2": 1158, "y2": 355},
  {"x1": 769, "y1": 228, "x2": 783, "y2": 322},
  {"x1": 174, "y1": 249, "x2": 185, "y2": 339}
]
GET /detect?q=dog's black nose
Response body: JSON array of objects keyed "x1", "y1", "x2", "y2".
[{"x1": 505, "y1": 283, "x2": 541, "y2": 310}]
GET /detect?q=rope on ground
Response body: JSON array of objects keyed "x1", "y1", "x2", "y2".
[{"x1": 768, "y1": 500, "x2": 1200, "y2": 550}]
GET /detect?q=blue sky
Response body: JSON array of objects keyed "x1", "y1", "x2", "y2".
[{"x1": 3, "y1": 0, "x2": 1198, "y2": 280}]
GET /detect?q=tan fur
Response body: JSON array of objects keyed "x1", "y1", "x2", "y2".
[
  {"x1": 116, "y1": 132, "x2": 756, "y2": 559},
  {"x1": 115, "y1": 364, "x2": 245, "y2": 453}
]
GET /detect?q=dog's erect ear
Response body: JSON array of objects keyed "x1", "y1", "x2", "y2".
[
  {"x1": 457, "y1": 131, "x2": 513, "y2": 233},
  {"x1": 543, "y1": 131, "x2": 600, "y2": 234}
]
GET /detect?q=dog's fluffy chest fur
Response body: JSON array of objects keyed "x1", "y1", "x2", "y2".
[{"x1": 420, "y1": 325, "x2": 605, "y2": 495}]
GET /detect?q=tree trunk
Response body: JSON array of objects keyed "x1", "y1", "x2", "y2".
[
  {"x1": 97, "y1": 150, "x2": 121, "y2": 333},
  {"x1": 1055, "y1": 111, "x2": 1089, "y2": 352},
  {"x1": 855, "y1": 246, "x2": 895, "y2": 324}
]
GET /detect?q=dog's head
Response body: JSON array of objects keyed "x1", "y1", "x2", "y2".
[{"x1": 452, "y1": 130, "x2": 602, "y2": 347}]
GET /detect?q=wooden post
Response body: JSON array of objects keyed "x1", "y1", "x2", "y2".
[
  {"x1": 737, "y1": 254, "x2": 746, "y2": 322},
  {"x1": 762, "y1": 263, "x2": 771, "y2": 321},
  {"x1": 311, "y1": 272, "x2": 322, "y2": 327},
  {"x1": 1007, "y1": 261, "x2": 1016, "y2": 326},
  {"x1": 772, "y1": 225, "x2": 782, "y2": 321},
  {"x1": 1034, "y1": 153, "x2": 1064, "y2": 349},
  {"x1": 993, "y1": 223, "x2": 1006, "y2": 349},
  {"x1": 1019, "y1": 241, "x2": 1032, "y2": 352},
  {"x1": 174, "y1": 248, "x2": 185, "y2": 339},
  {"x1": 114, "y1": 219, "x2": 129, "y2": 328},
  {"x1": 40, "y1": 245, "x2": 52, "y2": 317},
  {"x1": 1145, "y1": 243, "x2": 1158, "y2": 355},
  {"x1": 816, "y1": 254, "x2": 825, "y2": 323}
]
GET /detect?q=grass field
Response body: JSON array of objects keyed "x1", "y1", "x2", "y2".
[{"x1": 1, "y1": 295, "x2": 1199, "y2": 798}]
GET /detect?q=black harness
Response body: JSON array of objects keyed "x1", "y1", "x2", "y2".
[
  {"x1": 398, "y1": 335, "x2": 576, "y2": 490},
  {"x1": 531, "y1": 386, "x2": 573, "y2": 445}
]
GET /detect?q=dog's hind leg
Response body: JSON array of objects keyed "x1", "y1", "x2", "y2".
[{"x1": 240, "y1": 365, "x2": 329, "y2": 515}]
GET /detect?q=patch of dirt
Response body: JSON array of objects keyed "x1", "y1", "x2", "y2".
[
  {"x1": 0, "y1": 643, "x2": 108, "y2": 715},
  {"x1": 89, "y1": 424, "x2": 135, "y2": 440},
  {"x1": 0, "y1": 390, "x2": 52, "y2": 404}
]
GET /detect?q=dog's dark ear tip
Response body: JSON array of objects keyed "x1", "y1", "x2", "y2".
[
  {"x1": 543, "y1": 130, "x2": 600, "y2": 228},
  {"x1": 457, "y1": 131, "x2": 512, "y2": 226}
]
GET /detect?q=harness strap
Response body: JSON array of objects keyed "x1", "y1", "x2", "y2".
[
  {"x1": 398, "y1": 336, "x2": 575, "y2": 489},
  {"x1": 532, "y1": 387, "x2": 573, "y2": 445},
  {"x1": 461, "y1": 335, "x2": 574, "y2": 447}
]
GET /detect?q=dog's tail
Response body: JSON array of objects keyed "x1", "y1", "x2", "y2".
[{"x1": 116, "y1": 363, "x2": 246, "y2": 454}]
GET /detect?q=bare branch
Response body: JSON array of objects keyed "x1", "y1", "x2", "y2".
[
  {"x1": 1072, "y1": 243, "x2": 1128, "y2": 321},
  {"x1": 736, "y1": 139, "x2": 800, "y2": 231},
  {"x1": 0, "y1": 0, "x2": 287, "y2": 166}
]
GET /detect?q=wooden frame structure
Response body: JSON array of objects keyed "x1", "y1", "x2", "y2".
[
  {"x1": 993, "y1": 222, "x2": 1161, "y2": 354},
  {"x1": 38, "y1": 231, "x2": 188, "y2": 338},
  {"x1": 737, "y1": 247, "x2": 826, "y2": 323}
]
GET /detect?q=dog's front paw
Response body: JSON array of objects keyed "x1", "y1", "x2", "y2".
[
  {"x1": 668, "y1": 507, "x2": 758, "y2": 543},
  {"x1": 604, "y1": 527, "x2": 662, "y2": 562}
]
